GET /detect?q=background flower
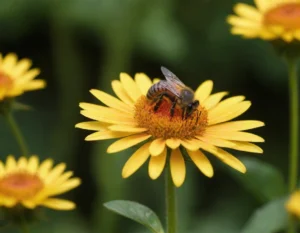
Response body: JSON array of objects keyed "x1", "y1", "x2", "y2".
[{"x1": 286, "y1": 190, "x2": 300, "y2": 219}]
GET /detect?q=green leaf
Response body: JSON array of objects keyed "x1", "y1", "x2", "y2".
[
  {"x1": 104, "y1": 200, "x2": 164, "y2": 233},
  {"x1": 230, "y1": 157, "x2": 286, "y2": 202},
  {"x1": 241, "y1": 198, "x2": 288, "y2": 233}
]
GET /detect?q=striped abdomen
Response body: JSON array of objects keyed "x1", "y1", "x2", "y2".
[{"x1": 147, "y1": 82, "x2": 171, "y2": 100}]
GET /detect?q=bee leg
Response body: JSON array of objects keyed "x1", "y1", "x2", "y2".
[
  {"x1": 170, "y1": 101, "x2": 177, "y2": 117},
  {"x1": 154, "y1": 93, "x2": 171, "y2": 112},
  {"x1": 181, "y1": 108, "x2": 186, "y2": 120}
]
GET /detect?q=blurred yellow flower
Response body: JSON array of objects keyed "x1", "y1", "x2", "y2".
[
  {"x1": 0, "y1": 53, "x2": 45, "y2": 100},
  {"x1": 0, "y1": 155, "x2": 80, "y2": 210},
  {"x1": 227, "y1": 0, "x2": 300, "y2": 42},
  {"x1": 76, "y1": 72, "x2": 264, "y2": 187},
  {"x1": 286, "y1": 190, "x2": 300, "y2": 218}
]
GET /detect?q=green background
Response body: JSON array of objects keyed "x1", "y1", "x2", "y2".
[{"x1": 0, "y1": 0, "x2": 295, "y2": 232}]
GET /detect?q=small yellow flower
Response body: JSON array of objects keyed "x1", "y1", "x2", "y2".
[
  {"x1": 76, "y1": 72, "x2": 264, "y2": 187},
  {"x1": 0, "y1": 155, "x2": 81, "y2": 210},
  {"x1": 227, "y1": 0, "x2": 300, "y2": 42},
  {"x1": 286, "y1": 190, "x2": 300, "y2": 218},
  {"x1": 0, "y1": 53, "x2": 46, "y2": 100}
]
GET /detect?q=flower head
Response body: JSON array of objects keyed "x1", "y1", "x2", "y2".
[
  {"x1": 76, "y1": 70, "x2": 264, "y2": 187},
  {"x1": 227, "y1": 0, "x2": 300, "y2": 42},
  {"x1": 0, "y1": 53, "x2": 45, "y2": 101},
  {"x1": 0, "y1": 155, "x2": 81, "y2": 210},
  {"x1": 286, "y1": 190, "x2": 300, "y2": 218}
]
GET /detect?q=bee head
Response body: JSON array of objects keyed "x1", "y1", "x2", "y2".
[{"x1": 186, "y1": 100, "x2": 199, "y2": 118}]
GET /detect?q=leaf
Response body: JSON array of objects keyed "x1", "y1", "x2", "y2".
[
  {"x1": 230, "y1": 157, "x2": 286, "y2": 202},
  {"x1": 104, "y1": 200, "x2": 164, "y2": 233},
  {"x1": 241, "y1": 198, "x2": 288, "y2": 233}
]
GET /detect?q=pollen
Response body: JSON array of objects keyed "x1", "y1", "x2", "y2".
[
  {"x1": 0, "y1": 72, "x2": 13, "y2": 89},
  {"x1": 0, "y1": 172, "x2": 44, "y2": 200},
  {"x1": 264, "y1": 3, "x2": 300, "y2": 29},
  {"x1": 134, "y1": 96, "x2": 208, "y2": 139}
]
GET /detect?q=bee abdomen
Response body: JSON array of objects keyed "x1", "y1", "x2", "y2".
[{"x1": 147, "y1": 83, "x2": 165, "y2": 99}]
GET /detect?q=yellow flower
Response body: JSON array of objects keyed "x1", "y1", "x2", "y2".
[
  {"x1": 0, "y1": 53, "x2": 46, "y2": 100},
  {"x1": 286, "y1": 190, "x2": 300, "y2": 218},
  {"x1": 0, "y1": 155, "x2": 81, "y2": 210},
  {"x1": 76, "y1": 72, "x2": 264, "y2": 187},
  {"x1": 227, "y1": 0, "x2": 300, "y2": 42}
]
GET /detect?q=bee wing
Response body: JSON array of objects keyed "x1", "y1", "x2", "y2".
[
  {"x1": 158, "y1": 80, "x2": 181, "y2": 97},
  {"x1": 161, "y1": 66, "x2": 185, "y2": 87}
]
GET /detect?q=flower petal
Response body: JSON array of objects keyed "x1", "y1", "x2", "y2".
[
  {"x1": 181, "y1": 139, "x2": 200, "y2": 151},
  {"x1": 208, "y1": 101, "x2": 251, "y2": 125},
  {"x1": 230, "y1": 27, "x2": 260, "y2": 38},
  {"x1": 122, "y1": 142, "x2": 151, "y2": 178},
  {"x1": 149, "y1": 138, "x2": 166, "y2": 156},
  {"x1": 234, "y1": 3, "x2": 263, "y2": 21},
  {"x1": 187, "y1": 150, "x2": 213, "y2": 177},
  {"x1": 120, "y1": 73, "x2": 142, "y2": 101},
  {"x1": 135, "y1": 73, "x2": 152, "y2": 96},
  {"x1": 47, "y1": 178, "x2": 81, "y2": 196},
  {"x1": 166, "y1": 138, "x2": 181, "y2": 149},
  {"x1": 209, "y1": 96, "x2": 245, "y2": 116},
  {"x1": 148, "y1": 149, "x2": 167, "y2": 180},
  {"x1": 27, "y1": 156, "x2": 39, "y2": 173},
  {"x1": 41, "y1": 198, "x2": 76, "y2": 210},
  {"x1": 108, "y1": 125, "x2": 148, "y2": 133},
  {"x1": 230, "y1": 141, "x2": 263, "y2": 153},
  {"x1": 85, "y1": 131, "x2": 135, "y2": 141},
  {"x1": 45, "y1": 163, "x2": 66, "y2": 184},
  {"x1": 12, "y1": 58, "x2": 32, "y2": 77},
  {"x1": 107, "y1": 133, "x2": 151, "y2": 153},
  {"x1": 205, "y1": 131, "x2": 264, "y2": 142},
  {"x1": 2, "y1": 53, "x2": 17, "y2": 71},
  {"x1": 227, "y1": 15, "x2": 261, "y2": 29},
  {"x1": 38, "y1": 159, "x2": 54, "y2": 178},
  {"x1": 195, "y1": 80, "x2": 213, "y2": 103},
  {"x1": 6, "y1": 155, "x2": 17, "y2": 172},
  {"x1": 202, "y1": 92, "x2": 228, "y2": 110},
  {"x1": 170, "y1": 149, "x2": 186, "y2": 187},
  {"x1": 111, "y1": 80, "x2": 134, "y2": 105},
  {"x1": 90, "y1": 89, "x2": 133, "y2": 113},
  {"x1": 196, "y1": 136, "x2": 235, "y2": 148},
  {"x1": 206, "y1": 120, "x2": 265, "y2": 132},
  {"x1": 75, "y1": 121, "x2": 109, "y2": 131}
]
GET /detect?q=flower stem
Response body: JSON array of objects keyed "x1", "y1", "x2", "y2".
[
  {"x1": 165, "y1": 162, "x2": 177, "y2": 233},
  {"x1": 4, "y1": 111, "x2": 29, "y2": 156},
  {"x1": 19, "y1": 213, "x2": 29, "y2": 233},
  {"x1": 286, "y1": 57, "x2": 299, "y2": 233}
]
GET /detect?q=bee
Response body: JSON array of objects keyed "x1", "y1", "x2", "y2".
[{"x1": 147, "y1": 67, "x2": 200, "y2": 120}]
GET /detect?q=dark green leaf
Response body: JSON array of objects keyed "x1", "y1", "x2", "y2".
[
  {"x1": 230, "y1": 157, "x2": 286, "y2": 202},
  {"x1": 241, "y1": 198, "x2": 288, "y2": 233},
  {"x1": 104, "y1": 200, "x2": 164, "y2": 233}
]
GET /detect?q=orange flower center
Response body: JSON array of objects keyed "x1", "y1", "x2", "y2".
[
  {"x1": 0, "y1": 172, "x2": 44, "y2": 200},
  {"x1": 134, "y1": 96, "x2": 208, "y2": 139},
  {"x1": 264, "y1": 3, "x2": 300, "y2": 29}
]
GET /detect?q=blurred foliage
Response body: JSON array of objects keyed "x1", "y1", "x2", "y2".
[{"x1": 0, "y1": 0, "x2": 297, "y2": 232}]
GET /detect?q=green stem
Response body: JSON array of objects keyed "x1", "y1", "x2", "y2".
[
  {"x1": 286, "y1": 57, "x2": 299, "y2": 233},
  {"x1": 18, "y1": 214, "x2": 29, "y2": 233},
  {"x1": 4, "y1": 111, "x2": 28, "y2": 156},
  {"x1": 165, "y1": 162, "x2": 177, "y2": 233}
]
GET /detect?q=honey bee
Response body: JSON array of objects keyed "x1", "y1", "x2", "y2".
[{"x1": 147, "y1": 67, "x2": 200, "y2": 119}]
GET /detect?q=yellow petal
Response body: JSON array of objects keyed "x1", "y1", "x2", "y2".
[
  {"x1": 149, "y1": 138, "x2": 166, "y2": 156},
  {"x1": 2, "y1": 53, "x2": 17, "y2": 71},
  {"x1": 48, "y1": 178, "x2": 81, "y2": 196},
  {"x1": 195, "y1": 80, "x2": 213, "y2": 103},
  {"x1": 205, "y1": 131, "x2": 264, "y2": 142},
  {"x1": 0, "y1": 162, "x2": 5, "y2": 177},
  {"x1": 120, "y1": 73, "x2": 142, "y2": 101},
  {"x1": 75, "y1": 121, "x2": 109, "y2": 131},
  {"x1": 108, "y1": 125, "x2": 148, "y2": 133},
  {"x1": 181, "y1": 139, "x2": 200, "y2": 151},
  {"x1": 38, "y1": 159, "x2": 54, "y2": 178},
  {"x1": 148, "y1": 149, "x2": 167, "y2": 180},
  {"x1": 22, "y1": 79, "x2": 46, "y2": 91},
  {"x1": 202, "y1": 92, "x2": 228, "y2": 110},
  {"x1": 187, "y1": 150, "x2": 213, "y2": 177},
  {"x1": 12, "y1": 58, "x2": 32, "y2": 77},
  {"x1": 17, "y1": 68, "x2": 40, "y2": 83},
  {"x1": 286, "y1": 191, "x2": 300, "y2": 218},
  {"x1": 234, "y1": 3, "x2": 262, "y2": 21},
  {"x1": 22, "y1": 200, "x2": 36, "y2": 209},
  {"x1": 85, "y1": 131, "x2": 134, "y2": 141},
  {"x1": 166, "y1": 138, "x2": 181, "y2": 149},
  {"x1": 170, "y1": 148, "x2": 186, "y2": 187},
  {"x1": 1, "y1": 197, "x2": 17, "y2": 207},
  {"x1": 196, "y1": 136, "x2": 235, "y2": 148},
  {"x1": 107, "y1": 133, "x2": 151, "y2": 153},
  {"x1": 197, "y1": 142, "x2": 246, "y2": 173},
  {"x1": 209, "y1": 96, "x2": 245, "y2": 116},
  {"x1": 282, "y1": 32, "x2": 294, "y2": 43},
  {"x1": 41, "y1": 198, "x2": 76, "y2": 210},
  {"x1": 206, "y1": 120, "x2": 265, "y2": 132},
  {"x1": 254, "y1": 0, "x2": 281, "y2": 12},
  {"x1": 208, "y1": 101, "x2": 251, "y2": 125},
  {"x1": 6, "y1": 155, "x2": 17, "y2": 172},
  {"x1": 227, "y1": 15, "x2": 261, "y2": 29},
  {"x1": 17, "y1": 157, "x2": 27, "y2": 169},
  {"x1": 52, "y1": 171, "x2": 74, "y2": 186},
  {"x1": 45, "y1": 163, "x2": 66, "y2": 184},
  {"x1": 230, "y1": 141, "x2": 263, "y2": 153},
  {"x1": 90, "y1": 89, "x2": 133, "y2": 113},
  {"x1": 111, "y1": 80, "x2": 134, "y2": 105},
  {"x1": 27, "y1": 155, "x2": 39, "y2": 173},
  {"x1": 122, "y1": 142, "x2": 151, "y2": 178},
  {"x1": 231, "y1": 27, "x2": 260, "y2": 38},
  {"x1": 135, "y1": 73, "x2": 152, "y2": 96}
]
